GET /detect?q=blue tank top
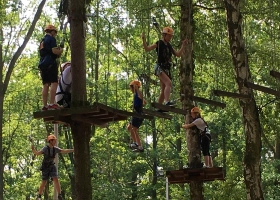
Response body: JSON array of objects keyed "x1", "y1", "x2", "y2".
[{"x1": 133, "y1": 92, "x2": 143, "y2": 113}]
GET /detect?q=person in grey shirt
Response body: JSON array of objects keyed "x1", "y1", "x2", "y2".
[
  {"x1": 31, "y1": 134, "x2": 74, "y2": 200},
  {"x1": 182, "y1": 107, "x2": 213, "y2": 168}
]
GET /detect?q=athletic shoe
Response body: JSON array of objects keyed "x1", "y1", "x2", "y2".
[
  {"x1": 58, "y1": 194, "x2": 63, "y2": 200},
  {"x1": 133, "y1": 147, "x2": 144, "y2": 153},
  {"x1": 164, "y1": 101, "x2": 175, "y2": 107},
  {"x1": 129, "y1": 142, "x2": 139, "y2": 149},
  {"x1": 36, "y1": 194, "x2": 42, "y2": 200},
  {"x1": 48, "y1": 104, "x2": 61, "y2": 110},
  {"x1": 41, "y1": 106, "x2": 48, "y2": 111}
]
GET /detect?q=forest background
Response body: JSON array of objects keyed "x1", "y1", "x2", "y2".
[{"x1": 1, "y1": 0, "x2": 280, "y2": 199}]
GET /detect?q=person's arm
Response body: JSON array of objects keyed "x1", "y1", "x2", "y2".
[
  {"x1": 60, "y1": 149, "x2": 74, "y2": 154},
  {"x1": 31, "y1": 145, "x2": 43, "y2": 156},
  {"x1": 173, "y1": 39, "x2": 188, "y2": 57},
  {"x1": 141, "y1": 32, "x2": 157, "y2": 52},
  {"x1": 135, "y1": 87, "x2": 143, "y2": 99},
  {"x1": 52, "y1": 47, "x2": 63, "y2": 56},
  {"x1": 182, "y1": 123, "x2": 196, "y2": 129}
]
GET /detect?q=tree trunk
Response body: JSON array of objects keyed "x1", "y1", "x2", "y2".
[
  {"x1": 180, "y1": 0, "x2": 204, "y2": 199},
  {"x1": 224, "y1": 1, "x2": 263, "y2": 199},
  {"x1": 70, "y1": 0, "x2": 92, "y2": 199},
  {"x1": 0, "y1": 1, "x2": 45, "y2": 198}
]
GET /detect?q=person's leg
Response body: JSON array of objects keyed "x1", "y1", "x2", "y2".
[
  {"x1": 49, "y1": 82, "x2": 58, "y2": 104},
  {"x1": 158, "y1": 72, "x2": 172, "y2": 103},
  {"x1": 209, "y1": 156, "x2": 213, "y2": 168},
  {"x1": 38, "y1": 180, "x2": 47, "y2": 196},
  {"x1": 158, "y1": 80, "x2": 165, "y2": 104},
  {"x1": 52, "y1": 177, "x2": 61, "y2": 194},
  {"x1": 127, "y1": 123, "x2": 137, "y2": 143},
  {"x1": 204, "y1": 156, "x2": 210, "y2": 167},
  {"x1": 132, "y1": 126, "x2": 142, "y2": 148},
  {"x1": 42, "y1": 84, "x2": 49, "y2": 107}
]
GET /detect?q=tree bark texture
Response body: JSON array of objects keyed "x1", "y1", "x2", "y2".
[
  {"x1": 180, "y1": 0, "x2": 203, "y2": 199},
  {"x1": 70, "y1": 0, "x2": 92, "y2": 199},
  {"x1": 224, "y1": 1, "x2": 264, "y2": 199}
]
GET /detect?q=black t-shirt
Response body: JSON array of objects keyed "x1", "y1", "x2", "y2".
[{"x1": 155, "y1": 40, "x2": 175, "y2": 65}]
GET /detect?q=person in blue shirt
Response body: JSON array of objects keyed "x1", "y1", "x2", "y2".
[
  {"x1": 38, "y1": 25, "x2": 63, "y2": 111},
  {"x1": 127, "y1": 80, "x2": 146, "y2": 152}
]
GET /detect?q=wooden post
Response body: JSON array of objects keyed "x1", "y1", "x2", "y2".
[{"x1": 53, "y1": 124, "x2": 58, "y2": 200}]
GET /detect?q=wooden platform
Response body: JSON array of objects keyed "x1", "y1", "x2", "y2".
[
  {"x1": 213, "y1": 90, "x2": 250, "y2": 99},
  {"x1": 142, "y1": 108, "x2": 172, "y2": 120},
  {"x1": 166, "y1": 167, "x2": 224, "y2": 184},
  {"x1": 151, "y1": 103, "x2": 188, "y2": 115},
  {"x1": 190, "y1": 96, "x2": 226, "y2": 108},
  {"x1": 33, "y1": 102, "x2": 154, "y2": 126}
]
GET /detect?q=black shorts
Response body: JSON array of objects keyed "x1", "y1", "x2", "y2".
[
  {"x1": 201, "y1": 134, "x2": 211, "y2": 156},
  {"x1": 40, "y1": 64, "x2": 58, "y2": 84},
  {"x1": 130, "y1": 117, "x2": 144, "y2": 129},
  {"x1": 41, "y1": 165, "x2": 58, "y2": 180}
]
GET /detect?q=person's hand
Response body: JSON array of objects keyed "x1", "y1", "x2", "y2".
[
  {"x1": 141, "y1": 32, "x2": 146, "y2": 40},
  {"x1": 182, "y1": 39, "x2": 188, "y2": 46}
]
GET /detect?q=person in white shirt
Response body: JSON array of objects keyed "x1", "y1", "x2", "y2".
[
  {"x1": 56, "y1": 62, "x2": 71, "y2": 108},
  {"x1": 182, "y1": 107, "x2": 213, "y2": 168}
]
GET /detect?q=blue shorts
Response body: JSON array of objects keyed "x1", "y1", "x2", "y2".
[
  {"x1": 130, "y1": 117, "x2": 144, "y2": 129},
  {"x1": 41, "y1": 165, "x2": 58, "y2": 180}
]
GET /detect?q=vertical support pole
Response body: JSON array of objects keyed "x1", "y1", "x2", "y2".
[
  {"x1": 166, "y1": 177, "x2": 169, "y2": 200},
  {"x1": 53, "y1": 124, "x2": 59, "y2": 200}
]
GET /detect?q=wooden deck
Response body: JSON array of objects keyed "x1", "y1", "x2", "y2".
[
  {"x1": 33, "y1": 102, "x2": 154, "y2": 126},
  {"x1": 166, "y1": 167, "x2": 224, "y2": 184}
]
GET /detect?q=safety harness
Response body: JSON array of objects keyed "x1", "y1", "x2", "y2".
[{"x1": 56, "y1": 70, "x2": 71, "y2": 108}]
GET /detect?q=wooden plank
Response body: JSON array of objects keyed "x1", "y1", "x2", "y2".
[
  {"x1": 190, "y1": 96, "x2": 226, "y2": 108},
  {"x1": 71, "y1": 114, "x2": 112, "y2": 126},
  {"x1": 33, "y1": 106, "x2": 100, "y2": 119},
  {"x1": 245, "y1": 82, "x2": 280, "y2": 96},
  {"x1": 142, "y1": 108, "x2": 172, "y2": 120},
  {"x1": 151, "y1": 103, "x2": 188, "y2": 115},
  {"x1": 270, "y1": 70, "x2": 280, "y2": 80},
  {"x1": 94, "y1": 102, "x2": 153, "y2": 120},
  {"x1": 213, "y1": 90, "x2": 250, "y2": 99},
  {"x1": 166, "y1": 167, "x2": 224, "y2": 184}
]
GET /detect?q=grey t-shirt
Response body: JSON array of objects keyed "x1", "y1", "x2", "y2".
[
  {"x1": 191, "y1": 118, "x2": 210, "y2": 134},
  {"x1": 41, "y1": 146, "x2": 62, "y2": 164}
]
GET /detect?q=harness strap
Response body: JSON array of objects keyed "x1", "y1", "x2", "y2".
[{"x1": 47, "y1": 146, "x2": 56, "y2": 158}]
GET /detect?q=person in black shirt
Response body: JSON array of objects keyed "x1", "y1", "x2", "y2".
[{"x1": 141, "y1": 27, "x2": 188, "y2": 107}]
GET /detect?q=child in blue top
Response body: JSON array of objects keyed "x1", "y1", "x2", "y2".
[{"x1": 127, "y1": 80, "x2": 146, "y2": 152}]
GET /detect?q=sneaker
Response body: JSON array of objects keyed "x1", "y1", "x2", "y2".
[
  {"x1": 133, "y1": 147, "x2": 144, "y2": 153},
  {"x1": 36, "y1": 194, "x2": 42, "y2": 200},
  {"x1": 41, "y1": 106, "x2": 48, "y2": 111},
  {"x1": 58, "y1": 194, "x2": 63, "y2": 200},
  {"x1": 129, "y1": 142, "x2": 138, "y2": 149},
  {"x1": 48, "y1": 104, "x2": 61, "y2": 110},
  {"x1": 164, "y1": 101, "x2": 175, "y2": 107},
  {"x1": 156, "y1": 109, "x2": 168, "y2": 113}
]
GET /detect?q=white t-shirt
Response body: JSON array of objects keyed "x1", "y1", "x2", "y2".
[
  {"x1": 55, "y1": 66, "x2": 72, "y2": 103},
  {"x1": 191, "y1": 118, "x2": 207, "y2": 132}
]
